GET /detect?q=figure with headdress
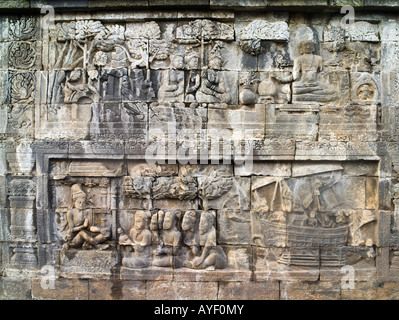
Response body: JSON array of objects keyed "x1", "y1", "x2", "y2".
[
  {"x1": 185, "y1": 48, "x2": 201, "y2": 108},
  {"x1": 196, "y1": 42, "x2": 231, "y2": 105},
  {"x1": 152, "y1": 211, "x2": 182, "y2": 267},
  {"x1": 181, "y1": 210, "x2": 200, "y2": 267},
  {"x1": 158, "y1": 51, "x2": 185, "y2": 102},
  {"x1": 191, "y1": 211, "x2": 227, "y2": 270},
  {"x1": 64, "y1": 183, "x2": 110, "y2": 250},
  {"x1": 118, "y1": 210, "x2": 152, "y2": 268}
]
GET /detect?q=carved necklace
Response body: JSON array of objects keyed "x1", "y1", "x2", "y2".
[{"x1": 303, "y1": 54, "x2": 316, "y2": 70}]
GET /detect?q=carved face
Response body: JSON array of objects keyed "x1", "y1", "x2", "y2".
[
  {"x1": 121, "y1": 75, "x2": 130, "y2": 88},
  {"x1": 135, "y1": 214, "x2": 146, "y2": 230},
  {"x1": 172, "y1": 55, "x2": 184, "y2": 69},
  {"x1": 69, "y1": 69, "x2": 82, "y2": 82},
  {"x1": 163, "y1": 212, "x2": 175, "y2": 230},
  {"x1": 199, "y1": 214, "x2": 213, "y2": 235},
  {"x1": 357, "y1": 84, "x2": 375, "y2": 101},
  {"x1": 209, "y1": 57, "x2": 222, "y2": 70},
  {"x1": 187, "y1": 56, "x2": 199, "y2": 69},
  {"x1": 300, "y1": 41, "x2": 314, "y2": 54},
  {"x1": 309, "y1": 211, "x2": 316, "y2": 218},
  {"x1": 150, "y1": 214, "x2": 158, "y2": 231},
  {"x1": 74, "y1": 197, "x2": 86, "y2": 210},
  {"x1": 182, "y1": 212, "x2": 196, "y2": 231}
]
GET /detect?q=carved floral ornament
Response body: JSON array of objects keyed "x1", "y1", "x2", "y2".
[
  {"x1": 8, "y1": 72, "x2": 35, "y2": 104},
  {"x1": 8, "y1": 16, "x2": 37, "y2": 40},
  {"x1": 8, "y1": 42, "x2": 36, "y2": 69}
]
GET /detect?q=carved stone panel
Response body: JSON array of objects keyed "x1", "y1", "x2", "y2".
[{"x1": 1, "y1": 6, "x2": 398, "y2": 300}]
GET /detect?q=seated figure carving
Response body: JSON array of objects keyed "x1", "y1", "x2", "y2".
[
  {"x1": 158, "y1": 52, "x2": 185, "y2": 102},
  {"x1": 152, "y1": 211, "x2": 182, "y2": 267},
  {"x1": 196, "y1": 44, "x2": 231, "y2": 106},
  {"x1": 63, "y1": 184, "x2": 111, "y2": 251},
  {"x1": 292, "y1": 40, "x2": 337, "y2": 103},
  {"x1": 118, "y1": 210, "x2": 152, "y2": 268},
  {"x1": 181, "y1": 211, "x2": 201, "y2": 268},
  {"x1": 191, "y1": 211, "x2": 227, "y2": 270}
]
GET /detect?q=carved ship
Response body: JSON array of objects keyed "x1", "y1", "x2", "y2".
[{"x1": 278, "y1": 224, "x2": 348, "y2": 267}]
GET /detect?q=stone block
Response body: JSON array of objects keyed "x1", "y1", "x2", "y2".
[
  {"x1": 319, "y1": 105, "x2": 377, "y2": 143},
  {"x1": 235, "y1": 161, "x2": 291, "y2": 177},
  {"x1": 0, "y1": 0, "x2": 29, "y2": 9},
  {"x1": 331, "y1": 0, "x2": 364, "y2": 6},
  {"x1": 173, "y1": 269, "x2": 249, "y2": 282},
  {"x1": 342, "y1": 161, "x2": 379, "y2": 177},
  {"x1": 366, "y1": 177, "x2": 379, "y2": 210},
  {"x1": 199, "y1": 176, "x2": 250, "y2": 211},
  {"x1": 32, "y1": 278, "x2": 89, "y2": 300},
  {"x1": 60, "y1": 249, "x2": 119, "y2": 278},
  {"x1": 89, "y1": 280, "x2": 146, "y2": 300},
  {"x1": 267, "y1": 0, "x2": 328, "y2": 5},
  {"x1": 253, "y1": 247, "x2": 320, "y2": 282},
  {"x1": 217, "y1": 209, "x2": 252, "y2": 245},
  {"x1": 280, "y1": 281, "x2": 341, "y2": 300},
  {"x1": 0, "y1": 278, "x2": 31, "y2": 300},
  {"x1": 31, "y1": 0, "x2": 88, "y2": 8},
  {"x1": 341, "y1": 281, "x2": 399, "y2": 300},
  {"x1": 218, "y1": 281, "x2": 279, "y2": 300},
  {"x1": 266, "y1": 104, "x2": 319, "y2": 141},
  {"x1": 68, "y1": 141, "x2": 124, "y2": 157},
  {"x1": 149, "y1": 0, "x2": 209, "y2": 5},
  {"x1": 146, "y1": 281, "x2": 218, "y2": 300},
  {"x1": 208, "y1": 104, "x2": 265, "y2": 141},
  {"x1": 120, "y1": 266, "x2": 173, "y2": 281},
  {"x1": 210, "y1": 0, "x2": 267, "y2": 8},
  {"x1": 89, "y1": 0, "x2": 147, "y2": 8},
  {"x1": 295, "y1": 142, "x2": 347, "y2": 161},
  {"x1": 365, "y1": 0, "x2": 399, "y2": 6}
]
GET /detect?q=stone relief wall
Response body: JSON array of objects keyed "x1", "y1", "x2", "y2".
[{"x1": 0, "y1": 4, "x2": 399, "y2": 300}]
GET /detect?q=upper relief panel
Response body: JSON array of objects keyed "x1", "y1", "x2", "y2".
[{"x1": 0, "y1": 13, "x2": 389, "y2": 147}]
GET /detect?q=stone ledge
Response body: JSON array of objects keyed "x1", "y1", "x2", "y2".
[
  {"x1": 1, "y1": 0, "x2": 399, "y2": 11},
  {"x1": 3, "y1": 277, "x2": 399, "y2": 299}
]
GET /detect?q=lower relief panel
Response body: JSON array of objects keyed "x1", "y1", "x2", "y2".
[{"x1": 49, "y1": 159, "x2": 378, "y2": 281}]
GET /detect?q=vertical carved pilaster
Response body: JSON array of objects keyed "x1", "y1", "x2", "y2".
[{"x1": 7, "y1": 178, "x2": 37, "y2": 269}]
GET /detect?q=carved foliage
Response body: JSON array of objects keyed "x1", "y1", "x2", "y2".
[{"x1": 8, "y1": 42, "x2": 36, "y2": 69}]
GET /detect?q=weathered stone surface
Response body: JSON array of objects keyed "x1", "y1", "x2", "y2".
[
  {"x1": 146, "y1": 281, "x2": 218, "y2": 300},
  {"x1": 1, "y1": 1, "x2": 399, "y2": 301},
  {"x1": 280, "y1": 281, "x2": 341, "y2": 300},
  {"x1": 218, "y1": 281, "x2": 279, "y2": 299},
  {"x1": 60, "y1": 250, "x2": 119, "y2": 278},
  {"x1": 88, "y1": 280, "x2": 146, "y2": 300},
  {"x1": 341, "y1": 281, "x2": 399, "y2": 300},
  {"x1": 0, "y1": 278, "x2": 31, "y2": 300},
  {"x1": 31, "y1": 278, "x2": 89, "y2": 300}
]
